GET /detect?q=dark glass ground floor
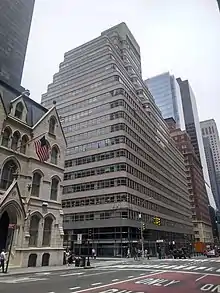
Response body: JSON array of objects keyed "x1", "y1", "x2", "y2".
[{"x1": 64, "y1": 226, "x2": 193, "y2": 257}]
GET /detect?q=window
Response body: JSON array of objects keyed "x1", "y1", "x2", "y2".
[
  {"x1": 1, "y1": 127, "x2": 11, "y2": 147},
  {"x1": 51, "y1": 146, "x2": 59, "y2": 165},
  {"x1": 31, "y1": 172, "x2": 42, "y2": 197},
  {"x1": 50, "y1": 178, "x2": 59, "y2": 201},
  {"x1": 29, "y1": 215, "x2": 41, "y2": 247},
  {"x1": 49, "y1": 117, "x2": 56, "y2": 134},
  {"x1": 0, "y1": 160, "x2": 18, "y2": 189},
  {"x1": 14, "y1": 102, "x2": 24, "y2": 119},
  {"x1": 42, "y1": 217, "x2": 53, "y2": 246},
  {"x1": 20, "y1": 135, "x2": 29, "y2": 154},
  {"x1": 11, "y1": 131, "x2": 20, "y2": 151}
]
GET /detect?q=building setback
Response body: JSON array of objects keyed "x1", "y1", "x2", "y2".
[
  {"x1": 200, "y1": 119, "x2": 220, "y2": 209},
  {"x1": 145, "y1": 72, "x2": 185, "y2": 130},
  {"x1": 167, "y1": 119, "x2": 213, "y2": 244},
  {"x1": 177, "y1": 78, "x2": 216, "y2": 209},
  {"x1": 0, "y1": 0, "x2": 35, "y2": 88},
  {"x1": 42, "y1": 23, "x2": 193, "y2": 256}
]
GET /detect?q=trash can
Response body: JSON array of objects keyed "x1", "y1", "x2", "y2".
[
  {"x1": 75, "y1": 257, "x2": 80, "y2": 267},
  {"x1": 80, "y1": 256, "x2": 86, "y2": 267}
]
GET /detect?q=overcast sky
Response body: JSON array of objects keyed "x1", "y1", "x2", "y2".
[{"x1": 22, "y1": 0, "x2": 220, "y2": 126}]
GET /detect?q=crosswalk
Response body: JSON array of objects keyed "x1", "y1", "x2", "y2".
[
  {"x1": 99, "y1": 261, "x2": 220, "y2": 274},
  {"x1": 153, "y1": 258, "x2": 220, "y2": 263}
]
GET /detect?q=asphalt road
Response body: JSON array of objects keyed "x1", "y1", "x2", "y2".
[{"x1": 0, "y1": 257, "x2": 220, "y2": 293}]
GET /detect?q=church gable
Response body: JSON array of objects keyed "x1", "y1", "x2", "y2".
[{"x1": 0, "y1": 180, "x2": 26, "y2": 218}]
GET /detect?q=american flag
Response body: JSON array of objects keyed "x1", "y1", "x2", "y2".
[{"x1": 34, "y1": 136, "x2": 50, "y2": 162}]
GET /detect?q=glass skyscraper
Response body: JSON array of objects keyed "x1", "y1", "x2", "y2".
[
  {"x1": 177, "y1": 78, "x2": 217, "y2": 209},
  {"x1": 145, "y1": 72, "x2": 185, "y2": 130},
  {"x1": 0, "y1": 0, "x2": 35, "y2": 88}
]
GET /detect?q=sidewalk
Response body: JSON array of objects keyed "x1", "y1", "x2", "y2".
[{"x1": 0, "y1": 258, "x2": 127, "y2": 277}]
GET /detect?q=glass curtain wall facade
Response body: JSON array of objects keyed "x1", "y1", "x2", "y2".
[
  {"x1": 42, "y1": 23, "x2": 193, "y2": 257},
  {"x1": 0, "y1": 0, "x2": 35, "y2": 87},
  {"x1": 177, "y1": 78, "x2": 216, "y2": 209},
  {"x1": 145, "y1": 72, "x2": 185, "y2": 130}
]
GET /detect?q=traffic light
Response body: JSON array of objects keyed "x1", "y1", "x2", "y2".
[
  {"x1": 88, "y1": 229, "x2": 92, "y2": 239},
  {"x1": 142, "y1": 223, "x2": 146, "y2": 231},
  {"x1": 153, "y1": 216, "x2": 161, "y2": 226}
]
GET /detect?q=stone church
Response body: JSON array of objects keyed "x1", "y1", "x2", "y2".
[{"x1": 0, "y1": 83, "x2": 66, "y2": 268}]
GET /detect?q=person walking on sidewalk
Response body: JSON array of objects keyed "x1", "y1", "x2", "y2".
[{"x1": 0, "y1": 249, "x2": 6, "y2": 273}]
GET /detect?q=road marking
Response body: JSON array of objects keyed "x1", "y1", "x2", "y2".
[
  {"x1": 140, "y1": 273, "x2": 145, "y2": 275},
  {"x1": 128, "y1": 275, "x2": 134, "y2": 278},
  {"x1": 72, "y1": 271, "x2": 165, "y2": 293},
  {"x1": 91, "y1": 282, "x2": 102, "y2": 286},
  {"x1": 195, "y1": 274, "x2": 208, "y2": 282},
  {"x1": 60, "y1": 272, "x2": 84, "y2": 277},
  {"x1": 0, "y1": 277, "x2": 48, "y2": 284},
  {"x1": 36, "y1": 272, "x2": 51, "y2": 275},
  {"x1": 112, "y1": 279, "x2": 119, "y2": 281},
  {"x1": 69, "y1": 287, "x2": 81, "y2": 290}
]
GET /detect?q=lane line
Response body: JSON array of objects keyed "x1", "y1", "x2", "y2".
[
  {"x1": 69, "y1": 287, "x2": 81, "y2": 290},
  {"x1": 127, "y1": 275, "x2": 134, "y2": 278},
  {"x1": 91, "y1": 282, "x2": 102, "y2": 286},
  {"x1": 195, "y1": 274, "x2": 208, "y2": 282},
  {"x1": 112, "y1": 279, "x2": 119, "y2": 282},
  {"x1": 60, "y1": 272, "x2": 84, "y2": 277},
  {"x1": 72, "y1": 271, "x2": 165, "y2": 293}
]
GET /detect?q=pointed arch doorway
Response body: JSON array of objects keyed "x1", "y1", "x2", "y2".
[
  {"x1": 0, "y1": 202, "x2": 21, "y2": 251},
  {"x1": 0, "y1": 211, "x2": 10, "y2": 250}
]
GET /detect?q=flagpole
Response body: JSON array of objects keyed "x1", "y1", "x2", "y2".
[{"x1": 15, "y1": 132, "x2": 48, "y2": 151}]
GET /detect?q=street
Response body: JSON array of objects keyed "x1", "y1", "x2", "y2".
[{"x1": 0, "y1": 257, "x2": 220, "y2": 293}]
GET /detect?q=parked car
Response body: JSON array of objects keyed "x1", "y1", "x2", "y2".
[{"x1": 206, "y1": 249, "x2": 219, "y2": 258}]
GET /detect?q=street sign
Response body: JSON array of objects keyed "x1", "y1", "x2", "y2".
[
  {"x1": 8, "y1": 224, "x2": 16, "y2": 229},
  {"x1": 77, "y1": 234, "x2": 82, "y2": 245}
]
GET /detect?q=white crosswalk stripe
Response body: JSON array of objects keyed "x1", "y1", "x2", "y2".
[
  {"x1": 0, "y1": 277, "x2": 48, "y2": 283},
  {"x1": 154, "y1": 258, "x2": 220, "y2": 263},
  {"x1": 100, "y1": 263, "x2": 220, "y2": 274}
]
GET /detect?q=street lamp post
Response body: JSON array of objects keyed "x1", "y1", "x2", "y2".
[{"x1": 138, "y1": 213, "x2": 144, "y2": 257}]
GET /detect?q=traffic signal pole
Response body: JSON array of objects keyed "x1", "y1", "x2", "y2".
[{"x1": 138, "y1": 213, "x2": 144, "y2": 257}]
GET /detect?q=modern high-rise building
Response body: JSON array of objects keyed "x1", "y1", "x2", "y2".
[
  {"x1": 42, "y1": 23, "x2": 193, "y2": 256},
  {"x1": 200, "y1": 119, "x2": 220, "y2": 209},
  {"x1": 167, "y1": 118, "x2": 213, "y2": 244},
  {"x1": 202, "y1": 137, "x2": 220, "y2": 210},
  {"x1": 177, "y1": 78, "x2": 216, "y2": 209},
  {"x1": 145, "y1": 72, "x2": 185, "y2": 130},
  {"x1": 217, "y1": 0, "x2": 220, "y2": 11},
  {"x1": 0, "y1": 0, "x2": 35, "y2": 88}
]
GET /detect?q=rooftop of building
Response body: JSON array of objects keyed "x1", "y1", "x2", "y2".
[{"x1": 0, "y1": 80, "x2": 48, "y2": 127}]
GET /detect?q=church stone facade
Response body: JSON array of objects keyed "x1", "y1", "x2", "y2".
[{"x1": 0, "y1": 83, "x2": 66, "y2": 268}]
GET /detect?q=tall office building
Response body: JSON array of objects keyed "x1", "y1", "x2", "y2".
[
  {"x1": 167, "y1": 119, "x2": 213, "y2": 244},
  {"x1": 201, "y1": 119, "x2": 220, "y2": 209},
  {"x1": 177, "y1": 78, "x2": 216, "y2": 209},
  {"x1": 145, "y1": 72, "x2": 185, "y2": 130},
  {"x1": 0, "y1": 0, "x2": 35, "y2": 88},
  {"x1": 217, "y1": 0, "x2": 220, "y2": 11},
  {"x1": 42, "y1": 23, "x2": 193, "y2": 256}
]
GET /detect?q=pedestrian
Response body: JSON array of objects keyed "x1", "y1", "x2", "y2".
[
  {"x1": 92, "y1": 248, "x2": 96, "y2": 259},
  {"x1": 127, "y1": 248, "x2": 130, "y2": 258},
  {"x1": 0, "y1": 249, "x2": 6, "y2": 273},
  {"x1": 65, "y1": 249, "x2": 70, "y2": 266}
]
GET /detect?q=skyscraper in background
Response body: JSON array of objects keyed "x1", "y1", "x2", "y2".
[
  {"x1": 217, "y1": 0, "x2": 220, "y2": 11},
  {"x1": 145, "y1": 72, "x2": 185, "y2": 130},
  {"x1": 177, "y1": 78, "x2": 216, "y2": 209},
  {"x1": 202, "y1": 137, "x2": 220, "y2": 210},
  {"x1": 0, "y1": 0, "x2": 35, "y2": 88},
  {"x1": 201, "y1": 119, "x2": 220, "y2": 209},
  {"x1": 167, "y1": 119, "x2": 213, "y2": 244}
]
